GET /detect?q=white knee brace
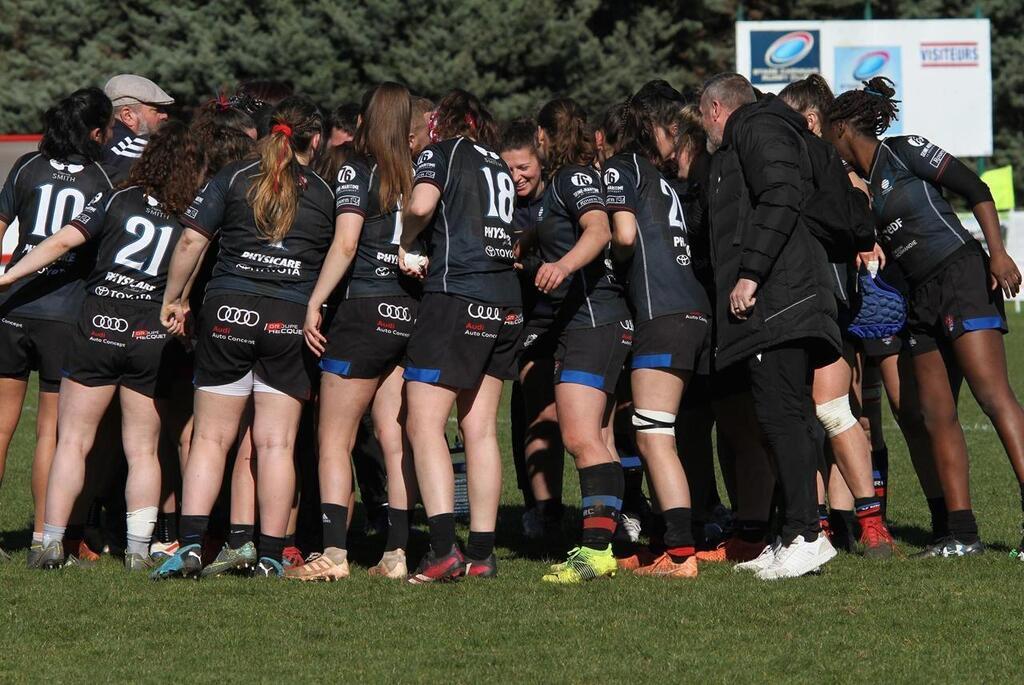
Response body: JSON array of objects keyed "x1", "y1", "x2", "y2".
[
  {"x1": 632, "y1": 409, "x2": 676, "y2": 436},
  {"x1": 816, "y1": 396, "x2": 858, "y2": 438}
]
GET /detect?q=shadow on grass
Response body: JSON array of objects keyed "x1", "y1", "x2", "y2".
[{"x1": 0, "y1": 523, "x2": 32, "y2": 552}]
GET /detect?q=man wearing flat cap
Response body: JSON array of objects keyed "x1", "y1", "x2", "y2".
[{"x1": 102, "y1": 74, "x2": 174, "y2": 182}]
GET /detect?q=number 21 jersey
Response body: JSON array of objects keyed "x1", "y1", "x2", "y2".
[
  {"x1": 413, "y1": 137, "x2": 520, "y2": 307},
  {"x1": 69, "y1": 186, "x2": 184, "y2": 303}
]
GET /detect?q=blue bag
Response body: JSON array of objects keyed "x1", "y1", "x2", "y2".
[{"x1": 848, "y1": 269, "x2": 907, "y2": 339}]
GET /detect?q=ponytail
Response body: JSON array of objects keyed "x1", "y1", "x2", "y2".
[
  {"x1": 247, "y1": 95, "x2": 322, "y2": 244},
  {"x1": 602, "y1": 98, "x2": 661, "y2": 164},
  {"x1": 779, "y1": 73, "x2": 835, "y2": 126},
  {"x1": 828, "y1": 76, "x2": 900, "y2": 137},
  {"x1": 537, "y1": 97, "x2": 595, "y2": 178}
]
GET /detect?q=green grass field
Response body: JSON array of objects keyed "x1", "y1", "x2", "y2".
[{"x1": 3, "y1": 316, "x2": 1024, "y2": 683}]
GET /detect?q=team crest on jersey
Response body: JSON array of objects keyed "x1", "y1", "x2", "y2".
[
  {"x1": 145, "y1": 194, "x2": 159, "y2": 207},
  {"x1": 603, "y1": 168, "x2": 620, "y2": 185},
  {"x1": 49, "y1": 159, "x2": 85, "y2": 174},
  {"x1": 417, "y1": 150, "x2": 434, "y2": 164},
  {"x1": 89, "y1": 192, "x2": 103, "y2": 204},
  {"x1": 907, "y1": 136, "x2": 926, "y2": 147},
  {"x1": 571, "y1": 172, "x2": 593, "y2": 187},
  {"x1": 337, "y1": 165, "x2": 357, "y2": 183}
]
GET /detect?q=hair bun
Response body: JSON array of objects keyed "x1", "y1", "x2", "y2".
[{"x1": 863, "y1": 76, "x2": 896, "y2": 99}]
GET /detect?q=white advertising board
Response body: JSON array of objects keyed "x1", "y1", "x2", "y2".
[{"x1": 736, "y1": 19, "x2": 992, "y2": 157}]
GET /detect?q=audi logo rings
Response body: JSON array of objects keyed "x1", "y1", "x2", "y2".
[
  {"x1": 467, "y1": 304, "x2": 502, "y2": 321},
  {"x1": 217, "y1": 306, "x2": 260, "y2": 326},
  {"x1": 377, "y1": 303, "x2": 413, "y2": 322},
  {"x1": 92, "y1": 315, "x2": 128, "y2": 332}
]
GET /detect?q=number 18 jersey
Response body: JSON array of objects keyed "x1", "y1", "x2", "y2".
[
  {"x1": 413, "y1": 137, "x2": 520, "y2": 307},
  {"x1": 69, "y1": 186, "x2": 184, "y2": 304},
  {"x1": 0, "y1": 153, "x2": 113, "y2": 321}
]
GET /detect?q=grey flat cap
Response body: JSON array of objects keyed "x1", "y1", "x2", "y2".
[{"x1": 104, "y1": 74, "x2": 174, "y2": 107}]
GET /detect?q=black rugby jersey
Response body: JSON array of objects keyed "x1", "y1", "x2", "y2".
[
  {"x1": 334, "y1": 154, "x2": 419, "y2": 299},
  {"x1": 534, "y1": 164, "x2": 628, "y2": 329},
  {"x1": 413, "y1": 137, "x2": 520, "y2": 307},
  {"x1": 183, "y1": 159, "x2": 335, "y2": 306},
  {"x1": 0, "y1": 152, "x2": 113, "y2": 320},
  {"x1": 70, "y1": 186, "x2": 183, "y2": 303},
  {"x1": 605, "y1": 153, "x2": 710, "y2": 322},
  {"x1": 103, "y1": 121, "x2": 148, "y2": 184},
  {"x1": 869, "y1": 136, "x2": 976, "y2": 285}
]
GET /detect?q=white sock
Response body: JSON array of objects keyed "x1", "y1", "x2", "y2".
[
  {"x1": 42, "y1": 523, "x2": 66, "y2": 547},
  {"x1": 126, "y1": 506, "x2": 158, "y2": 556},
  {"x1": 32, "y1": 531, "x2": 43, "y2": 544}
]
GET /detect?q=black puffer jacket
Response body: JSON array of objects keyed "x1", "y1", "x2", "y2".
[{"x1": 707, "y1": 95, "x2": 840, "y2": 370}]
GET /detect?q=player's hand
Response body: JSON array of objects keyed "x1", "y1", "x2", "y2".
[
  {"x1": 161, "y1": 301, "x2": 186, "y2": 336},
  {"x1": 303, "y1": 305, "x2": 327, "y2": 357},
  {"x1": 855, "y1": 243, "x2": 886, "y2": 273},
  {"x1": 989, "y1": 249, "x2": 1022, "y2": 298},
  {"x1": 398, "y1": 244, "x2": 427, "y2": 280},
  {"x1": 535, "y1": 261, "x2": 569, "y2": 294},
  {"x1": 729, "y1": 278, "x2": 758, "y2": 320}
]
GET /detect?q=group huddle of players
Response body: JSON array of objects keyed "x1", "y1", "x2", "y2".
[{"x1": 0, "y1": 68, "x2": 1022, "y2": 584}]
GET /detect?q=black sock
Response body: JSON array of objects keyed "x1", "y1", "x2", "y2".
[
  {"x1": 465, "y1": 531, "x2": 495, "y2": 560},
  {"x1": 259, "y1": 534, "x2": 286, "y2": 562},
  {"x1": 535, "y1": 499, "x2": 564, "y2": 523},
  {"x1": 737, "y1": 520, "x2": 768, "y2": 543},
  {"x1": 662, "y1": 508, "x2": 694, "y2": 562},
  {"x1": 872, "y1": 447, "x2": 889, "y2": 514},
  {"x1": 817, "y1": 504, "x2": 829, "y2": 523},
  {"x1": 1019, "y1": 482, "x2": 1024, "y2": 514},
  {"x1": 926, "y1": 497, "x2": 949, "y2": 540},
  {"x1": 321, "y1": 503, "x2": 349, "y2": 550},
  {"x1": 156, "y1": 511, "x2": 177, "y2": 543},
  {"x1": 620, "y1": 455, "x2": 645, "y2": 513},
  {"x1": 179, "y1": 515, "x2": 209, "y2": 548},
  {"x1": 66, "y1": 524, "x2": 84, "y2": 542},
  {"x1": 579, "y1": 463, "x2": 624, "y2": 550},
  {"x1": 948, "y1": 509, "x2": 979, "y2": 544},
  {"x1": 384, "y1": 507, "x2": 410, "y2": 552},
  {"x1": 854, "y1": 496, "x2": 882, "y2": 520},
  {"x1": 427, "y1": 513, "x2": 456, "y2": 557},
  {"x1": 284, "y1": 534, "x2": 295, "y2": 549},
  {"x1": 829, "y1": 509, "x2": 857, "y2": 552},
  {"x1": 227, "y1": 524, "x2": 255, "y2": 549}
]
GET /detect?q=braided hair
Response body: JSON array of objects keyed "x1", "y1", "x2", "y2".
[{"x1": 828, "y1": 76, "x2": 900, "y2": 137}]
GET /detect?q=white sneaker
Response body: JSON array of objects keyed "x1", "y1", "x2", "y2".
[
  {"x1": 756, "y1": 533, "x2": 837, "y2": 580},
  {"x1": 620, "y1": 513, "x2": 642, "y2": 543},
  {"x1": 733, "y1": 537, "x2": 781, "y2": 573}
]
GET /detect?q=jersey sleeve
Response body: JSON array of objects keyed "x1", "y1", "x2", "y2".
[
  {"x1": 334, "y1": 161, "x2": 371, "y2": 217},
  {"x1": 0, "y1": 154, "x2": 34, "y2": 223},
  {"x1": 182, "y1": 169, "x2": 230, "y2": 238},
  {"x1": 895, "y1": 137, "x2": 993, "y2": 207},
  {"x1": 69, "y1": 190, "x2": 113, "y2": 239},
  {"x1": 603, "y1": 158, "x2": 637, "y2": 213},
  {"x1": 558, "y1": 167, "x2": 605, "y2": 223},
  {"x1": 413, "y1": 144, "x2": 447, "y2": 190}
]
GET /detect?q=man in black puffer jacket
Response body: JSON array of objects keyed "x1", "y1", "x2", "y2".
[{"x1": 700, "y1": 73, "x2": 841, "y2": 580}]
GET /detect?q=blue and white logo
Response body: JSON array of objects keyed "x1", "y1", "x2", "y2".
[
  {"x1": 835, "y1": 46, "x2": 903, "y2": 135},
  {"x1": 750, "y1": 30, "x2": 820, "y2": 85}
]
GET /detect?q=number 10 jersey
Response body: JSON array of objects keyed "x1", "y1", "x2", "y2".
[{"x1": 0, "y1": 153, "x2": 113, "y2": 321}]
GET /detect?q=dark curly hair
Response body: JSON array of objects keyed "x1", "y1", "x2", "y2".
[
  {"x1": 828, "y1": 76, "x2": 900, "y2": 137},
  {"x1": 122, "y1": 120, "x2": 203, "y2": 216},
  {"x1": 39, "y1": 87, "x2": 112, "y2": 163}
]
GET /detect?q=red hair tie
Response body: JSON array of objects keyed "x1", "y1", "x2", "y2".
[
  {"x1": 272, "y1": 123, "x2": 293, "y2": 139},
  {"x1": 464, "y1": 113, "x2": 477, "y2": 130}
]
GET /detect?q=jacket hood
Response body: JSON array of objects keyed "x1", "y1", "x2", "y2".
[{"x1": 723, "y1": 94, "x2": 806, "y2": 148}]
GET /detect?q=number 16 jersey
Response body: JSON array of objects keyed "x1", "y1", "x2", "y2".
[{"x1": 413, "y1": 137, "x2": 520, "y2": 307}]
